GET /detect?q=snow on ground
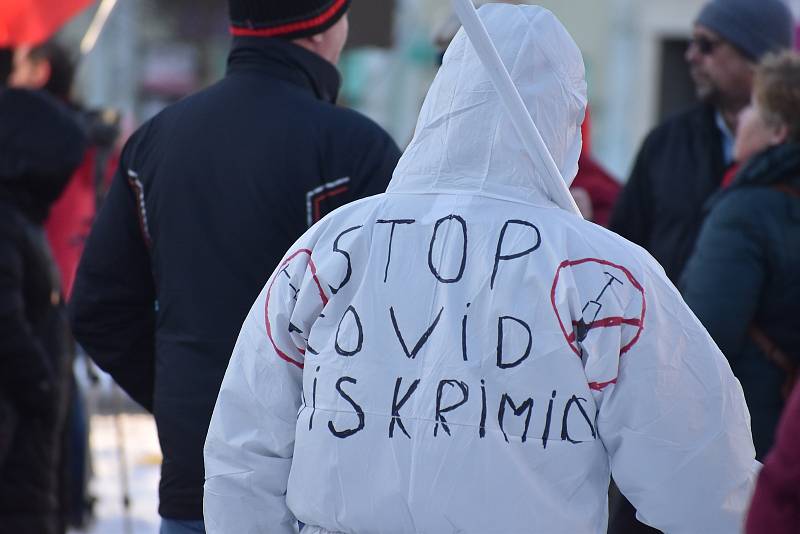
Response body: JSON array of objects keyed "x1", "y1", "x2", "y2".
[{"x1": 70, "y1": 414, "x2": 162, "y2": 534}]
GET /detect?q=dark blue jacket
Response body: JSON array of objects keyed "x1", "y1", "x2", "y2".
[
  {"x1": 70, "y1": 37, "x2": 401, "y2": 520},
  {"x1": 682, "y1": 143, "x2": 800, "y2": 458}
]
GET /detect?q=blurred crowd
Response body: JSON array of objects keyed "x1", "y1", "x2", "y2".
[{"x1": 1, "y1": 0, "x2": 799, "y2": 533}]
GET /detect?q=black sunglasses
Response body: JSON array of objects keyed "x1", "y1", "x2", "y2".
[{"x1": 690, "y1": 35, "x2": 722, "y2": 55}]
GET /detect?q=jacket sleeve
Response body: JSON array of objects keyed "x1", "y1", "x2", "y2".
[
  {"x1": 204, "y1": 241, "x2": 326, "y2": 534},
  {"x1": 0, "y1": 234, "x2": 55, "y2": 416},
  {"x1": 680, "y1": 194, "x2": 765, "y2": 358},
  {"x1": 746, "y1": 383, "x2": 800, "y2": 534},
  {"x1": 592, "y1": 260, "x2": 759, "y2": 533},
  {"x1": 608, "y1": 134, "x2": 654, "y2": 247},
  {"x1": 69, "y1": 131, "x2": 156, "y2": 412}
]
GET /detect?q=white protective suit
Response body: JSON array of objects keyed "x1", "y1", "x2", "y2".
[{"x1": 204, "y1": 5, "x2": 759, "y2": 533}]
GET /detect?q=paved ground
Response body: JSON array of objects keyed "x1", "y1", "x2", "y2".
[{"x1": 69, "y1": 414, "x2": 162, "y2": 534}]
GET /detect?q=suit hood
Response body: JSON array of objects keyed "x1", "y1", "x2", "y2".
[{"x1": 388, "y1": 4, "x2": 587, "y2": 210}]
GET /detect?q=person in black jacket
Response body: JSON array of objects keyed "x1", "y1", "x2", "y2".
[
  {"x1": 69, "y1": 2, "x2": 401, "y2": 532},
  {"x1": 0, "y1": 48, "x2": 88, "y2": 534},
  {"x1": 10, "y1": 40, "x2": 117, "y2": 529},
  {"x1": 682, "y1": 51, "x2": 800, "y2": 460},
  {"x1": 609, "y1": 0, "x2": 794, "y2": 284}
]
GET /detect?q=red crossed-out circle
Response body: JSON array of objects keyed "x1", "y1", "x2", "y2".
[
  {"x1": 265, "y1": 249, "x2": 329, "y2": 369},
  {"x1": 550, "y1": 258, "x2": 646, "y2": 363}
]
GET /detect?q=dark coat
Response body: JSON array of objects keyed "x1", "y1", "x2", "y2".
[
  {"x1": 70, "y1": 37, "x2": 401, "y2": 520},
  {"x1": 681, "y1": 143, "x2": 800, "y2": 458},
  {"x1": 0, "y1": 88, "x2": 86, "y2": 534},
  {"x1": 609, "y1": 103, "x2": 726, "y2": 283}
]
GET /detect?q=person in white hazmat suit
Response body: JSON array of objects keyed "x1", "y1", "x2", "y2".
[{"x1": 203, "y1": 4, "x2": 759, "y2": 533}]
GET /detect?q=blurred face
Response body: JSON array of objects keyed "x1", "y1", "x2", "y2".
[
  {"x1": 9, "y1": 45, "x2": 49, "y2": 89},
  {"x1": 733, "y1": 100, "x2": 787, "y2": 162},
  {"x1": 685, "y1": 25, "x2": 754, "y2": 110}
]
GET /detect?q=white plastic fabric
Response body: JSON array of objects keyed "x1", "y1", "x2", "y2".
[
  {"x1": 204, "y1": 5, "x2": 758, "y2": 533},
  {"x1": 449, "y1": 0, "x2": 582, "y2": 215}
]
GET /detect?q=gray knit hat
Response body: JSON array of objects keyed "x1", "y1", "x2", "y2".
[{"x1": 696, "y1": 0, "x2": 795, "y2": 60}]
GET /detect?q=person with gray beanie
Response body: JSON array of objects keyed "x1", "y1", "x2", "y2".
[
  {"x1": 609, "y1": 1, "x2": 793, "y2": 533},
  {"x1": 611, "y1": 0, "x2": 794, "y2": 285}
]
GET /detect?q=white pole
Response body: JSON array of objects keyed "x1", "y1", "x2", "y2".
[
  {"x1": 450, "y1": 0, "x2": 582, "y2": 217},
  {"x1": 80, "y1": 0, "x2": 119, "y2": 56}
]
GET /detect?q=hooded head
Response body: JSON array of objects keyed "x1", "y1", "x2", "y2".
[
  {"x1": 0, "y1": 89, "x2": 86, "y2": 222},
  {"x1": 388, "y1": 4, "x2": 587, "y2": 209}
]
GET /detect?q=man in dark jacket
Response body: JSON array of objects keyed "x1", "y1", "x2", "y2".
[
  {"x1": 69, "y1": 2, "x2": 401, "y2": 532},
  {"x1": 0, "y1": 48, "x2": 88, "y2": 534},
  {"x1": 609, "y1": 0, "x2": 794, "y2": 283}
]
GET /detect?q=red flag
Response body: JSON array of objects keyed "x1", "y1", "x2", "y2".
[{"x1": 0, "y1": 0, "x2": 94, "y2": 47}]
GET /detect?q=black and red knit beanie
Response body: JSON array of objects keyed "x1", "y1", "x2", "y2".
[{"x1": 228, "y1": 0, "x2": 351, "y2": 39}]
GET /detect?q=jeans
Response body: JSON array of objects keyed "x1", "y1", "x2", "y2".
[{"x1": 160, "y1": 519, "x2": 206, "y2": 534}]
